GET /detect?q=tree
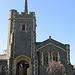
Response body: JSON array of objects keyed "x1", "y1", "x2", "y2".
[
  {"x1": 3, "y1": 49, "x2": 7, "y2": 54},
  {"x1": 46, "y1": 61, "x2": 65, "y2": 75}
]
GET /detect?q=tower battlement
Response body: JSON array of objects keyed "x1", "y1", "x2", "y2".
[
  {"x1": 9, "y1": 9, "x2": 35, "y2": 19},
  {"x1": 9, "y1": 0, "x2": 35, "y2": 20}
]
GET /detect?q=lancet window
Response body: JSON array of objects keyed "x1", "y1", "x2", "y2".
[
  {"x1": 52, "y1": 51, "x2": 59, "y2": 62},
  {"x1": 42, "y1": 51, "x2": 50, "y2": 65}
]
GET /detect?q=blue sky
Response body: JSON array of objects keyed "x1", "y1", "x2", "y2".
[{"x1": 0, "y1": 0, "x2": 75, "y2": 65}]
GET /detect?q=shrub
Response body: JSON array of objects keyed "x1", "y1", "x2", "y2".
[{"x1": 46, "y1": 61, "x2": 65, "y2": 75}]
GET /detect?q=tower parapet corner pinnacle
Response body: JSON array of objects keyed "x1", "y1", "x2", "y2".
[{"x1": 10, "y1": 9, "x2": 17, "y2": 12}]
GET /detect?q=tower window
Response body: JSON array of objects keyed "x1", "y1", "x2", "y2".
[
  {"x1": 21, "y1": 23, "x2": 27, "y2": 31},
  {"x1": 22, "y1": 25, "x2": 25, "y2": 30}
]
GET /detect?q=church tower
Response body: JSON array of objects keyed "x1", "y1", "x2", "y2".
[
  {"x1": 7, "y1": 0, "x2": 36, "y2": 75},
  {"x1": 0, "y1": 0, "x2": 74, "y2": 75}
]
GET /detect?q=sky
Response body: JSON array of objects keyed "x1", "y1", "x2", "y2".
[{"x1": 0, "y1": 0, "x2": 75, "y2": 65}]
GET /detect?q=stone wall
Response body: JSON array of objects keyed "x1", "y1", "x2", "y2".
[{"x1": 0, "y1": 60, "x2": 7, "y2": 75}]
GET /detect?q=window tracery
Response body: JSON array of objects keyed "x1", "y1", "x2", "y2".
[
  {"x1": 52, "y1": 51, "x2": 59, "y2": 62},
  {"x1": 42, "y1": 51, "x2": 50, "y2": 65}
]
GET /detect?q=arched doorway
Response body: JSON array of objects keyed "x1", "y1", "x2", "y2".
[
  {"x1": 16, "y1": 61, "x2": 29, "y2": 75},
  {"x1": 15, "y1": 55, "x2": 31, "y2": 75}
]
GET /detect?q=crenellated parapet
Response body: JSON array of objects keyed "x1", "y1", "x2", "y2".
[{"x1": 9, "y1": 9, "x2": 35, "y2": 20}]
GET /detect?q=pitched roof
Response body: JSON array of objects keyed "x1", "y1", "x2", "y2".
[{"x1": 36, "y1": 38, "x2": 67, "y2": 50}]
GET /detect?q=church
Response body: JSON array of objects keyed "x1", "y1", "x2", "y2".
[{"x1": 0, "y1": 0, "x2": 74, "y2": 75}]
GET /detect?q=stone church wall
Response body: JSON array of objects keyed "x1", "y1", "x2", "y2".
[
  {"x1": 36, "y1": 40, "x2": 68, "y2": 75},
  {"x1": 0, "y1": 60, "x2": 7, "y2": 75}
]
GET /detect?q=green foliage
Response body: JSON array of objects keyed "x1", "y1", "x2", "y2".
[
  {"x1": 74, "y1": 66, "x2": 75, "y2": 69},
  {"x1": 64, "y1": 73, "x2": 66, "y2": 75},
  {"x1": 27, "y1": 68, "x2": 29, "y2": 75}
]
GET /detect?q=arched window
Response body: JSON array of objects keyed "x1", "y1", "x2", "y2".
[
  {"x1": 42, "y1": 51, "x2": 50, "y2": 65},
  {"x1": 52, "y1": 51, "x2": 59, "y2": 62}
]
